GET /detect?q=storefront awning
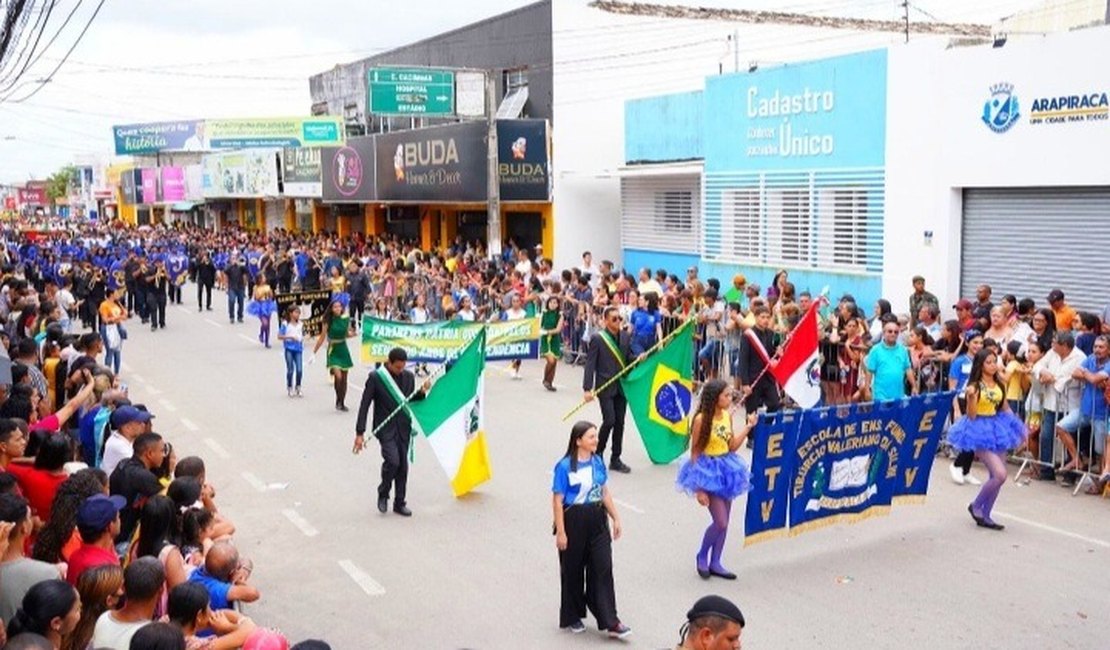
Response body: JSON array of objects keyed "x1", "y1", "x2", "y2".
[
  {"x1": 604, "y1": 160, "x2": 704, "y2": 179},
  {"x1": 171, "y1": 202, "x2": 199, "y2": 211}
]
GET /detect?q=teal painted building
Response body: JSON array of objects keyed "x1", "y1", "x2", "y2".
[{"x1": 621, "y1": 49, "x2": 888, "y2": 310}]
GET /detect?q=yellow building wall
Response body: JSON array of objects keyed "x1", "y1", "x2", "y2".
[
  {"x1": 312, "y1": 203, "x2": 327, "y2": 233},
  {"x1": 284, "y1": 199, "x2": 295, "y2": 231}
]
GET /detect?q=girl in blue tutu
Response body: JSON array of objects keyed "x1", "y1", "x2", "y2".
[
  {"x1": 676, "y1": 379, "x2": 756, "y2": 580},
  {"x1": 947, "y1": 349, "x2": 1027, "y2": 530},
  {"x1": 246, "y1": 275, "x2": 277, "y2": 348}
]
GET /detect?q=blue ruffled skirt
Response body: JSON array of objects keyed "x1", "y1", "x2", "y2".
[
  {"x1": 676, "y1": 453, "x2": 752, "y2": 500},
  {"x1": 947, "y1": 411, "x2": 1027, "y2": 453},
  {"x1": 246, "y1": 299, "x2": 276, "y2": 319}
]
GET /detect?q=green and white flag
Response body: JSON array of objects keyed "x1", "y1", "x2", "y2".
[{"x1": 407, "y1": 328, "x2": 492, "y2": 497}]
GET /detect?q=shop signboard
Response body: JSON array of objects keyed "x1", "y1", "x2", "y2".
[
  {"x1": 140, "y1": 168, "x2": 158, "y2": 204},
  {"x1": 112, "y1": 120, "x2": 204, "y2": 155},
  {"x1": 160, "y1": 167, "x2": 186, "y2": 202},
  {"x1": 282, "y1": 147, "x2": 323, "y2": 197},
  {"x1": 704, "y1": 49, "x2": 887, "y2": 172},
  {"x1": 206, "y1": 117, "x2": 344, "y2": 149},
  {"x1": 184, "y1": 165, "x2": 204, "y2": 201},
  {"x1": 369, "y1": 67, "x2": 455, "y2": 116},
  {"x1": 375, "y1": 121, "x2": 487, "y2": 202},
  {"x1": 202, "y1": 150, "x2": 281, "y2": 198},
  {"x1": 17, "y1": 187, "x2": 46, "y2": 205},
  {"x1": 497, "y1": 119, "x2": 551, "y2": 202},
  {"x1": 322, "y1": 138, "x2": 377, "y2": 202},
  {"x1": 119, "y1": 170, "x2": 139, "y2": 205}
]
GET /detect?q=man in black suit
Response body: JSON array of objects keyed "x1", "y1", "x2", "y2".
[
  {"x1": 195, "y1": 252, "x2": 216, "y2": 312},
  {"x1": 583, "y1": 306, "x2": 635, "y2": 473},
  {"x1": 738, "y1": 304, "x2": 781, "y2": 414},
  {"x1": 354, "y1": 347, "x2": 431, "y2": 517}
]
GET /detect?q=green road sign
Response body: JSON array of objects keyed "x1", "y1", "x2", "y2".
[{"x1": 369, "y1": 67, "x2": 455, "y2": 116}]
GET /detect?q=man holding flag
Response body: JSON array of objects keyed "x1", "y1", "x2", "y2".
[
  {"x1": 354, "y1": 347, "x2": 431, "y2": 517},
  {"x1": 583, "y1": 307, "x2": 635, "y2": 473}
]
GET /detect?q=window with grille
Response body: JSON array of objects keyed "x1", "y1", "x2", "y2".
[
  {"x1": 768, "y1": 189, "x2": 811, "y2": 264},
  {"x1": 655, "y1": 191, "x2": 693, "y2": 233},
  {"x1": 503, "y1": 68, "x2": 528, "y2": 95},
  {"x1": 620, "y1": 175, "x2": 700, "y2": 253},
  {"x1": 703, "y1": 168, "x2": 884, "y2": 273},
  {"x1": 831, "y1": 189, "x2": 868, "y2": 266},
  {"x1": 721, "y1": 189, "x2": 759, "y2": 260}
]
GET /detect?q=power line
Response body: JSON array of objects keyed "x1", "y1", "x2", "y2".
[{"x1": 1, "y1": 0, "x2": 110, "y2": 104}]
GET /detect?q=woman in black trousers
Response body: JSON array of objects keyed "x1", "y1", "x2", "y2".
[{"x1": 551, "y1": 421, "x2": 631, "y2": 639}]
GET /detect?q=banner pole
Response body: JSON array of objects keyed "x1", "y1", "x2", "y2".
[
  {"x1": 560, "y1": 319, "x2": 693, "y2": 422},
  {"x1": 364, "y1": 328, "x2": 480, "y2": 439}
]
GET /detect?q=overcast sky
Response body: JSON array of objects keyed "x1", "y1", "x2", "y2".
[{"x1": 0, "y1": 0, "x2": 1039, "y2": 182}]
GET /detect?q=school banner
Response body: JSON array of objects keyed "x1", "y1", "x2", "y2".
[
  {"x1": 744, "y1": 392, "x2": 955, "y2": 545},
  {"x1": 361, "y1": 317, "x2": 540, "y2": 363},
  {"x1": 276, "y1": 290, "x2": 332, "y2": 338},
  {"x1": 743, "y1": 410, "x2": 802, "y2": 545}
]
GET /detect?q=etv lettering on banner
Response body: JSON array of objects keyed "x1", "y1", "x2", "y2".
[{"x1": 743, "y1": 392, "x2": 955, "y2": 545}]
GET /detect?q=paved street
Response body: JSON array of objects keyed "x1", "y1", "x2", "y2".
[{"x1": 118, "y1": 292, "x2": 1108, "y2": 649}]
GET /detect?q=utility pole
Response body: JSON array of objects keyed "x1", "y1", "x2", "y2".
[
  {"x1": 902, "y1": 1, "x2": 910, "y2": 43},
  {"x1": 485, "y1": 70, "x2": 501, "y2": 260},
  {"x1": 732, "y1": 29, "x2": 739, "y2": 73}
]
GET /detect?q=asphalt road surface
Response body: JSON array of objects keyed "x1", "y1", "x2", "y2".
[{"x1": 116, "y1": 292, "x2": 1108, "y2": 649}]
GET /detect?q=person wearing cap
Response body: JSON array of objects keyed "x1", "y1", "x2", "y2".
[
  {"x1": 65, "y1": 494, "x2": 124, "y2": 585},
  {"x1": 953, "y1": 299, "x2": 976, "y2": 331},
  {"x1": 908, "y1": 275, "x2": 938, "y2": 327},
  {"x1": 677, "y1": 595, "x2": 745, "y2": 650},
  {"x1": 99, "y1": 405, "x2": 153, "y2": 477},
  {"x1": 1047, "y1": 289, "x2": 1077, "y2": 332}
]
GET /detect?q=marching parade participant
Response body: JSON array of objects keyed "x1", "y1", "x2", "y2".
[
  {"x1": 278, "y1": 306, "x2": 305, "y2": 397},
  {"x1": 676, "y1": 379, "x2": 755, "y2": 580},
  {"x1": 353, "y1": 347, "x2": 431, "y2": 517},
  {"x1": 247, "y1": 275, "x2": 277, "y2": 349},
  {"x1": 582, "y1": 306, "x2": 634, "y2": 473},
  {"x1": 946, "y1": 349, "x2": 1028, "y2": 530},
  {"x1": 551, "y1": 421, "x2": 630, "y2": 639},
  {"x1": 312, "y1": 297, "x2": 355, "y2": 412}
]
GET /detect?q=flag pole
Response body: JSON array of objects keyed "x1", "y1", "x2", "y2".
[
  {"x1": 560, "y1": 318, "x2": 694, "y2": 422},
  {"x1": 365, "y1": 328, "x2": 478, "y2": 439},
  {"x1": 744, "y1": 294, "x2": 830, "y2": 391}
]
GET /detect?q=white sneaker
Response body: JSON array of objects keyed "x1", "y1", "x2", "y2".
[
  {"x1": 949, "y1": 463, "x2": 965, "y2": 485},
  {"x1": 965, "y1": 473, "x2": 982, "y2": 486},
  {"x1": 512, "y1": 369, "x2": 522, "y2": 380},
  {"x1": 287, "y1": 388, "x2": 294, "y2": 398}
]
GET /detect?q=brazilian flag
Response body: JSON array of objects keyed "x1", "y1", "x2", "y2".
[{"x1": 621, "y1": 319, "x2": 695, "y2": 464}]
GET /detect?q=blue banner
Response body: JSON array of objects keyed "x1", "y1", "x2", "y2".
[
  {"x1": 744, "y1": 392, "x2": 955, "y2": 545},
  {"x1": 743, "y1": 410, "x2": 801, "y2": 545},
  {"x1": 113, "y1": 121, "x2": 203, "y2": 155}
]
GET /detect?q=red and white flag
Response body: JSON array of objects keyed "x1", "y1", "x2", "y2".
[{"x1": 769, "y1": 301, "x2": 823, "y2": 408}]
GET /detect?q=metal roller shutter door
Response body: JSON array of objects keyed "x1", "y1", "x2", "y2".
[{"x1": 961, "y1": 187, "x2": 1110, "y2": 311}]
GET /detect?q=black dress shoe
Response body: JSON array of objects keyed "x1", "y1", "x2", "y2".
[
  {"x1": 609, "y1": 459, "x2": 631, "y2": 473},
  {"x1": 377, "y1": 496, "x2": 388, "y2": 513},
  {"x1": 977, "y1": 519, "x2": 1005, "y2": 531},
  {"x1": 393, "y1": 505, "x2": 413, "y2": 517},
  {"x1": 709, "y1": 568, "x2": 737, "y2": 580},
  {"x1": 967, "y1": 504, "x2": 984, "y2": 525},
  {"x1": 697, "y1": 566, "x2": 710, "y2": 579}
]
